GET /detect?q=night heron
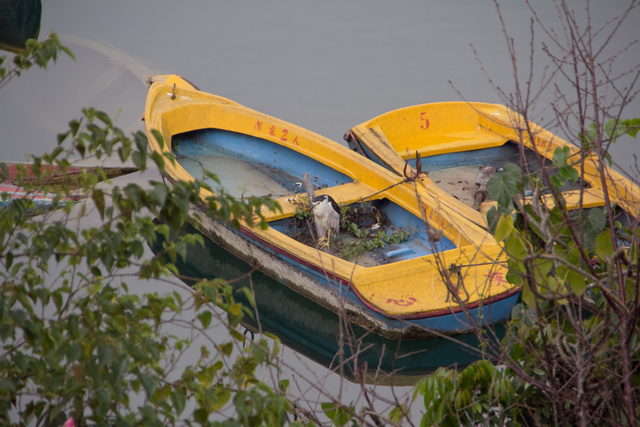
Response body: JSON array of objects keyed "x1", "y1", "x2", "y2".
[{"x1": 311, "y1": 194, "x2": 341, "y2": 249}]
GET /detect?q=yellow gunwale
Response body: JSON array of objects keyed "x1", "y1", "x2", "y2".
[{"x1": 144, "y1": 75, "x2": 517, "y2": 318}]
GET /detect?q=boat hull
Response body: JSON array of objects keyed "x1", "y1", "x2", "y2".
[
  {"x1": 188, "y1": 199, "x2": 519, "y2": 339},
  {"x1": 151, "y1": 220, "x2": 507, "y2": 380},
  {"x1": 0, "y1": 163, "x2": 137, "y2": 215}
]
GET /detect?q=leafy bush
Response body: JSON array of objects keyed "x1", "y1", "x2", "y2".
[{"x1": 0, "y1": 35, "x2": 300, "y2": 426}]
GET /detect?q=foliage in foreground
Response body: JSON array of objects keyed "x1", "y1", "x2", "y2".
[
  {"x1": 3, "y1": 1, "x2": 640, "y2": 424},
  {"x1": 0, "y1": 35, "x2": 306, "y2": 426},
  {"x1": 416, "y1": 132, "x2": 640, "y2": 425},
  {"x1": 1, "y1": 33, "x2": 410, "y2": 427},
  {"x1": 0, "y1": 113, "x2": 295, "y2": 426},
  {"x1": 414, "y1": 1, "x2": 640, "y2": 425}
]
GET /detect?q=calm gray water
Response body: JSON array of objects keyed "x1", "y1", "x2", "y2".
[
  {"x1": 1, "y1": 0, "x2": 639, "y2": 422},
  {"x1": 2, "y1": 1, "x2": 639, "y2": 170}
]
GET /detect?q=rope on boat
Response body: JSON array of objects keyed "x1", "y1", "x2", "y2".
[
  {"x1": 445, "y1": 263, "x2": 470, "y2": 303},
  {"x1": 351, "y1": 178, "x2": 409, "y2": 205},
  {"x1": 351, "y1": 150, "x2": 426, "y2": 205}
]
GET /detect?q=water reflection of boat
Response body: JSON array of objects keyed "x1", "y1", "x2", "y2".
[
  {"x1": 150, "y1": 221, "x2": 501, "y2": 381},
  {"x1": 143, "y1": 75, "x2": 520, "y2": 341},
  {"x1": 345, "y1": 102, "x2": 640, "y2": 228}
]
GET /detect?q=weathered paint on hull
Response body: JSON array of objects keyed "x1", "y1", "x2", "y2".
[
  {"x1": 0, "y1": 183, "x2": 68, "y2": 214},
  {"x1": 1, "y1": 163, "x2": 138, "y2": 214}
]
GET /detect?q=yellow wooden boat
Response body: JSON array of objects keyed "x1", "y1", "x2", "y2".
[
  {"x1": 144, "y1": 76, "x2": 519, "y2": 340},
  {"x1": 346, "y1": 102, "x2": 640, "y2": 228}
]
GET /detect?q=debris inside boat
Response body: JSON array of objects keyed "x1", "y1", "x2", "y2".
[
  {"x1": 274, "y1": 195, "x2": 415, "y2": 266},
  {"x1": 173, "y1": 146, "x2": 437, "y2": 267}
]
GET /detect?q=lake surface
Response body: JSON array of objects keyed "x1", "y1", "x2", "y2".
[
  {"x1": 1, "y1": 0, "x2": 639, "y2": 422},
  {"x1": 2, "y1": 1, "x2": 639, "y2": 169}
]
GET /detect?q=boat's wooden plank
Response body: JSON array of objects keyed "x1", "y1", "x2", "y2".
[
  {"x1": 350, "y1": 126, "x2": 409, "y2": 175},
  {"x1": 478, "y1": 187, "x2": 608, "y2": 218},
  {"x1": 540, "y1": 187, "x2": 606, "y2": 210},
  {"x1": 262, "y1": 181, "x2": 380, "y2": 221},
  {"x1": 405, "y1": 132, "x2": 507, "y2": 160}
]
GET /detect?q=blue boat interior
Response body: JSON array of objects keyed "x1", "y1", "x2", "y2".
[
  {"x1": 269, "y1": 197, "x2": 455, "y2": 264},
  {"x1": 408, "y1": 141, "x2": 525, "y2": 172},
  {"x1": 352, "y1": 139, "x2": 593, "y2": 208},
  {"x1": 173, "y1": 129, "x2": 351, "y2": 198},
  {"x1": 172, "y1": 128, "x2": 456, "y2": 264},
  {"x1": 402, "y1": 141, "x2": 590, "y2": 194}
]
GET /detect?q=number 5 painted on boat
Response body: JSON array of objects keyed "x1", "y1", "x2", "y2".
[{"x1": 420, "y1": 112, "x2": 430, "y2": 130}]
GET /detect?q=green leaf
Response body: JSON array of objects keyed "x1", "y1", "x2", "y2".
[
  {"x1": 623, "y1": 118, "x2": 640, "y2": 138},
  {"x1": 566, "y1": 268, "x2": 587, "y2": 296},
  {"x1": 66, "y1": 343, "x2": 82, "y2": 362},
  {"x1": 139, "y1": 371, "x2": 158, "y2": 398},
  {"x1": 533, "y1": 256, "x2": 553, "y2": 284},
  {"x1": 170, "y1": 390, "x2": 186, "y2": 416},
  {"x1": 151, "y1": 150, "x2": 165, "y2": 171},
  {"x1": 505, "y1": 233, "x2": 528, "y2": 260},
  {"x1": 517, "y1": 280, "x2": 534, "y2": 307},
  {"x1": 552, "y1": 146, "x2": 570, "y2": 168},
  {"x1": 193, "y1": 407, "x2": 209, "y2": 423},
  {"x1": 214, "y1": 386, "x2": 231, "y2": 410},
  {"x1": 132, "y1": 150, "x2": 146, "y2": 170},
  {"x1": 558, "y1": 164, "x2": 579, "y2": 183},
  {"x1": 389, "y1": 405, "x2": 406, "y2": 423},
  {"x1": 487, "y1": 163, "x2": 521, "y2": 207},
  {"x1": 219, "y1": 342, "x2": 233, "y2": 357},
  {"x1": 595, "y1": 229, "x2": 614, "y2": 261},
  {"x1": 6, "y1": 251, "x2": 13, "y2": 269},
  {"x1": 321, "y1": 402, "x2": 351, "y2": 427},
  {"x1": 588, "y1": 208, "x2": 607, "y2": 236},
  {"x1": 93, "y1": 188, "x2": 106, "y2": 219},
  {"x1": 494, "y1": 213, "x2": 515, "y2": 241},
  {"x1": 151, "y1": 129, "x2": 164, "y2": 148},
  {"x1": 606, "y1": 117, "x2": 640, "y2": 141},
  {"x1": 198, "y1": 311, "x2": 212, "y2": 329}
]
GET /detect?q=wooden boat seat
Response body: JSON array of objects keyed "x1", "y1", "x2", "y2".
[
  {"x1": 361, "y1": 125, "x2": 508, "y2": 161},
  {"x1": 478, "y1": 187, "x2": 608, "y2": 218},
  {"x1": 262, "y1": 181, "x2": 383, "y2": 222},
  {"x1": 400, "y1": 132, "x2": 508, "y2": 160},
  {"x1": 539, "y1": 187, "x2": 607, "y2": 210}
]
